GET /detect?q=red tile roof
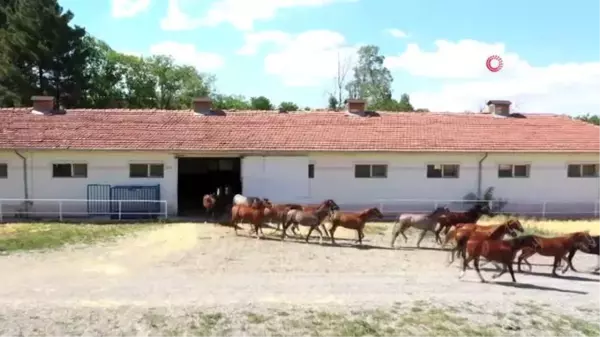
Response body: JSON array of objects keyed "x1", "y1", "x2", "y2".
[{"x1": 1, "y1": 108, "x2": 598, "y2": 153}]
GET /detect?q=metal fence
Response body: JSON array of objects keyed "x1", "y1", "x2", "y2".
[
  {"x1": 0, "y1": 198, "x2": 168, "y2": 222},
  {"x1": 370, "y1": 199, "x2": 600, "y2": 219},
  {"x1": 0, "y1": 198, "x2": 598, "y2": 222}
]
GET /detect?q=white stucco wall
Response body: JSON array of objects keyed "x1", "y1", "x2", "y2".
[{"x1": 0, "y1": 150, "x2": 598, "y2": 218}]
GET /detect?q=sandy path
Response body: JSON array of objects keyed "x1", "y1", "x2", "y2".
[{"x1": 0, "y1": 223, "x2": 598, "y2": 335}]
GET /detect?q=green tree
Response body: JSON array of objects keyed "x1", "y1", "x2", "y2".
[
  {"x1": 328, "y1": 95, "x2": 338, "y2": 110},
  {"x1": 278, "y1": 101, "x2": 298, "y2": 112},
  {"x1": 212, "y1": 94, "x2": 250, "y2": 110},
  {"x1": 345, "y1": 45, "x2": 393, "y2": 105},
  {"x1": 576, "y1": 113, "x2": 600, "y2": 125},
  {"x1": 250, "y1": 96, "x2": 273, "y2": 110}
]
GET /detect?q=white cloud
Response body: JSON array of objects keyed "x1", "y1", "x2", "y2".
[
  {"x1": 385, "y1": 28, "x2": 408, "y2": 38},
  {"x1": 149, "y1": 42, "x2": 224, "y2": 71},
  {"x1": 111, "y1": 0, "x2": 151, "y2": 18},
  {"x1": 385, "y1": 39, "x2": 600, "y2": 114},
  {"x1": 160, "y1": 0, "x2": 357, "y2": 31},
  {"x1": 241, "y1": 30, "x2": 358, "y2": 87}
]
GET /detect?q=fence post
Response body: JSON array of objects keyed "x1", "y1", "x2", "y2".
[
  {"x1": 541, "y1": 202, "x2": 547, "y2": 218},
  {"x1": 118, "y1": 200, "x2": 122, "y2": 220},
  {"x1": 58, "y1": 200, "x2": 63, "y2": 221},
  {"x1": 378, "y1": 201, "x2": 384, "y2": 215},
  {"x1": 594, "y1": 201, "x2": 599, "y2": 217},
  {"x1": 0, "y1": 200, "x2": 3, "y2": 222},
  {"x1": 163, "y1": 201, "x2": 168, "y2": 219}
]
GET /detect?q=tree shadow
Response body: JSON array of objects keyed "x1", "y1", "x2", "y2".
[{"x1": 492, "y1": 281, "x2": 588, "y2": 295}]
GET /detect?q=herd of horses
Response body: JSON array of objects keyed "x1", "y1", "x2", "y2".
[{"x1": 202, "y1": 190, "x2": 600, "y2": 284}]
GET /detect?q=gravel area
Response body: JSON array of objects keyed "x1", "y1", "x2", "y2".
[{"x1": 0, "y1": 223, "x2": 598, "y2": 336}]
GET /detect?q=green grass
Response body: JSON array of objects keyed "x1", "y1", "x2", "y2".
[
  {"x1": 0, "y1": 222, "x2": 158, "y2": 252},
  {"x1": 111, "y1": 304, "x2": 600, "y2": 336}
]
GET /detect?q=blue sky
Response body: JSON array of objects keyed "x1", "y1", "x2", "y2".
[{"x1": 61, "y1": 0, "x2": 599, "y2": 114}]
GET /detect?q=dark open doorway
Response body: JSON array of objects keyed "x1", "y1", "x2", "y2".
[{"x1": 177, "y1": 157, "x2": 242, "y2": 216}]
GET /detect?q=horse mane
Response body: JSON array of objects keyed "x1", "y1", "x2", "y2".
[{"x1": 489, "y1": 222, "x2": 511, "y2": 239}]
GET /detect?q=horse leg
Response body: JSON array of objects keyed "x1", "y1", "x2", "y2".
[
  {"x1": 492, "y1": 263, "x2": 507, "y2": 279},
  {"x1": 329, "y1": 225, "x2": 338, "y2": 245},
  {"x1": 551, "y1": 256, "x2": 560, "y2": 277},
  {"x1": 566, "y1": 249, "x2": 578, "y2": 272},
  {"x1": 390, "y1": 222, "x2": 401, "y2": 248},
  {"x1": 507, "y1": 261, "x2": 517, "y2": 282},
  {"x1": 561, "y1": 253, "x2": 571, "y2": 274},
  {"x1": 473, "y1": 256, "x2": 486, "y2": 283},
  {"x1": 356, "y1": 228, "x2": 364, "y2": 245},
  {"x1": 459, "y1": 254, "x2": 473, "y2": 279},
  {"x1": 307, "y1": 225, "x2": 323, "y2": 245},
  {"x1": 516, "y1": 249, "x2": 534, "y2": 272},
  {"x1": 415, "y1": 229, "x2": 427, "y2": 248}
]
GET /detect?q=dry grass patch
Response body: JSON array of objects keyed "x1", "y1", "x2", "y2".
[
  {"x1": 0, "y1": 222, "x2": 159, "y2": 253},
  {"x1": 7, "y1": 303, "x2": 597, "y2": 336}
]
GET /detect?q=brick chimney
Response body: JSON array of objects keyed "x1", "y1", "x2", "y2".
[
  {"x1": 192, "y1": 97, "x2": 212, "y2": 114},
  {"x1": 346, "y1": 99, "x2": 366, "y2": 113},
  {"x1": 31, "y1": 96, "x2": 54, "y2": 114},
  {"x1": 486, "y1": 100, "x2": 511, "y2": 116}
]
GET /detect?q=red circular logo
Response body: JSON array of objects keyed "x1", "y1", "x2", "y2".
[{"x1": 486, "y1": 55, "x2": 504, "y2": 72}]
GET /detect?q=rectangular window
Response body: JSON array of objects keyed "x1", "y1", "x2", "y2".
[
  {"x1": 498, "y1": 164, "x2": 530, "y2": 178},
  {"x1": 308, "y1": 164, "x2": 314, "y2": 179},
  {"x1": 0, "y1": 163, "x2": 7, "y2": 178},
  {"x1": 427, "y1": 164, "x2": 459, "y2": 178},
  {"x1": 354, "y1": 164, "x2": 388, "y2": 178},
  {"x1": 130, "y1": 163, "x2": 164, "y2": 178},
  {"x1": 568, "y1": 164, "x2": 599, "y2": 178},
  {"x1": 52, "y1": 163, "x2": 87, "y2": 178}
]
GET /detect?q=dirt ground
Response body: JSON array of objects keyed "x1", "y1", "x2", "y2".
[{"x1": 0, "y1": 222, "x2": 599, "y2": 336}]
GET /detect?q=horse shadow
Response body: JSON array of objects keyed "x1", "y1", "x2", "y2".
[
  {"x1": 516, "y1": 270, "x2": 600, "y2": 283},
  {"x1": 492, "y1": 281, "x2": 588, "y2": 295},
  {"x1": 245, "y1": 234, "x2": 395, "y2": 251}
]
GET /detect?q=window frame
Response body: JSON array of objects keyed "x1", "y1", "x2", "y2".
[
  {"x1": 308, "y1": 163, "x2": 314, "y2": 179},
  {"x1": 354, "y1": 164, "x2": 388, "y2": 179},
  {"x1": 567, "y1": 163, "x2": 599, "y2": 178},
  {"x1": 0, "y1": 163, "x2": 7, "y2": 178},
  {"x1": 51, "y1": 163, "x2": 88, "y2": 178},
  {"x1": 129, "y1": 163, "x2": 164, "y2": 178},
  {"x1": 498, "y1": 164, "x2": 530, "y2": 178},
  {"x1": 426, "y1": 164, "x2": 460, "y2": 179}
]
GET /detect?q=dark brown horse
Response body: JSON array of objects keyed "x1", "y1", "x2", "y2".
[
  {"x1": 328, "y1": 207, "x2": 383, "y2": 245},
  {"x1": 516, "y1": 231, "x2": 596, "y2": 276},
  {"x1": 565, "y1": 235, "x2": 599, "y2": 273},
  {"x1": 274, "y1": 199, "x2": 339, "y2": 236},
  {"x1": 231, "y1": 198, "x2": 272, "y2": 239},
  {"x1": 435, "y1": 203, "x2": 493, "y2": 242},
  {"x1": 460, "y1": 230, "x2": 540, "y2": 283}
]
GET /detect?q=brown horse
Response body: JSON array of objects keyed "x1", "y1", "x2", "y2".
[
  {"x1": 516, "y1": 231, "x2": 596, "y2": 276},
  {"x1": 202, "y1": 193, "x2": 217, "y2": 223},
  {"x1": 435, "y1": 203, "x2": 493, "y2": 243},
  {"x1": 231, "y1": 198, "x2": 272, "y2": 239},
  {"x1": 445, "y1": 219, "x2": 525, "y2": 266},
  {"x1": 460, "y1": 231, "x2": 541, "y2": 283},
  {"x1": 280, "y1": 202, "x2": 338, "y2": 244},
  {"x1": 328, "y1": 207, "x2": 383, "y2": 245},
  {"x1": 565, "y1": 235, "x2": 600, "y2": 273}
]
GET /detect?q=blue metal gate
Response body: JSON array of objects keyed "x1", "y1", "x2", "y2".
[
  {"x1": 87, "y1": 184, "x2": 111, "y2": 216},
  {"x1": 110, "y1": 185, "x2": 161, "y2": 219}
]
